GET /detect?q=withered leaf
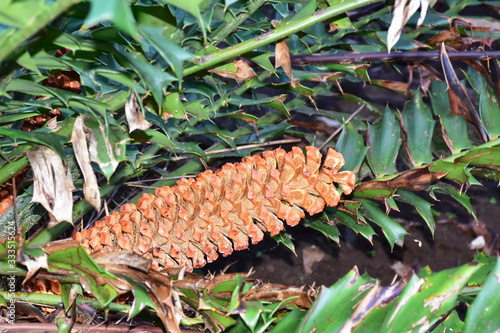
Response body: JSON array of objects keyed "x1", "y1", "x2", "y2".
[
  {"x1": 103, "y1": 263, "x2": 182, "y2": 333},
  {"x1": 209, "y1": 59, "x2": 257, "y2": 84},
  {"x1": 26, "y1": 146, "x2": 74, "y2": 223},
  {"x1": 427, "y1": 26, "x2": 460, "y2": 45},
  {"x1": 387, "y1": 0, "x2": 430, "y2": 51},
  {"x1": 125, "y1": 91, "x2": 152, "y2": 132},
  {"x1": 70, "y1": 116, "x2": 101, "y2": 211},
  {"x1": 440, "y1": 43, "x2": 488, "y2": 142},
  {"x1": 355, "y1": 167, "x2": 447, "y2": 193},
  {"x1": 18, "y1": 248, "x2": 48, "y2": 283},
  {"x1": 346, "y1": 281, "x2": 406, "y2": 329},
  {"x1": 373, "y1": 80, "x2": 411, "y2": 94},
  {"x1": 92, "y1": 251, "x2": 151, "y2": 273},
  {"x1": 243, "y1": 283, "x2": 314, "y2": 309},
  {"x1": 275, "y1": 39, "x2": 293, "y2": 81}
]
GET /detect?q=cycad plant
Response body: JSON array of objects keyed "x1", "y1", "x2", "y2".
[{"x1": 0, "y1": 0, "x2": 500, "y2": 332}]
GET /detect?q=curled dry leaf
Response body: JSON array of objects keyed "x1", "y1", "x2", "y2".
[
  {"x1": 26, "y1": 146, "x2": 74, "y2": 223},
  {"x1": 343, "y1": 280, "x2": 406, "y2": 331},
  {"x1": 71, "y1": 116, "x2": 101, "y2": 211},
  {"x1": 387, "y1": 0, "x2": 431, "y2": 52},
  {"x1": 427, "y1": 26, "x2": 460, "y2": 45},
  {"x1": 125, "y1": 91, "x2": 152, "y2": 132},
  {"x1": 18, "y1": 249, "x2": 48, "y2": 284},
  {"x1": 208, "y1": 59, "x2": 257, "y2": 84},
  {"x1": 73, "y1": 147, "x2": 355, "y2": 272},
  {"x1": 275, "y1": 39, "x2": 293, "y2": 81},
  {"x1": 242, "y1": 282, "x2": 314, "y2": 308},
  {"x1": 354, "y1": 167, "x2": 447, "y2": 194},
  {"x1": 93, "y1": 253, "x2": 182, "y2": 333}
]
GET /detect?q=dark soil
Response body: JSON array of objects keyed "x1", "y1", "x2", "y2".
[{"x1": 202, "y1": 181, "x2": 500, "y2": 287}]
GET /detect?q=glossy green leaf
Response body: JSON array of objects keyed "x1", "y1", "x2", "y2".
[
  {"x1": 280, "y1": 0, "x2": 317, "y2": 27},
  {"x1": 48, "y1": 247, "x2": 119, "y2": 307},
  {"x1": 240, "y1": 301, "x2": 264, "y2": 331},
  {"x1": 5, "y1": 79, "x2": 108, "y2": 114},
  {"x1": 121, "y1": 277, "x2": 156, "y2": 318},
  {"x1": 465, "y1": 67, "x2": 500, "y2": 139},
  {"x1": 367, "y1": 106, "x2": 401, "y2": 176},
  {"x1": 396, "y1": 189, "x2": 435, "y2": 235},
  {"x1": 138, "y1": 25, "x2": 194, "y2": 83},
  {"x1": 164, "y1": 0, "x2": 209, "y2": 39},
  {"x1": 429, "y1": 80, "x2": 472, "y2": 152},
  {"x1": 304, "y1": 216, "x2": 340, "y2": 244},
  {"x1": 0, "y1": 128, "x2": 67, "y2": 158},
  {"x1": 478, "y1": 89, "x2": 500, "y2": 139},
  {"x1": 163, "y1": 92, "x2": 187, "y2": 119},
  {"x1": 458, "y1": 147, "x2": 500, "y2": 168},
  {"x1": 117, "y1": 49, "x2": 176, "y2": 107},
  {"x1": 298, "y1": 268, "x2": 375, "y2": 333},
  {"x1": 361, "y1": 200, "x2": 407, "y2": 248},
  {"x1": 429, "y1": 160, "x2": 470, "y2": 184},
  {"x1": 336, "y1": 122, "x2": 368, "y2": 172},
  {"x1": 429, "y1": 183, "x2": 478, "y2": 222},
  {"x1": 432, "y1": 310, "x2": 464, "y2": 333},
  {"x1": 463, "y1": 258, "x2": 500, "y2": 332},
  {"x1": 400, "y1": 89, "x2": 435, "y2": 165},
  {"x1": 269, "y1": 308, "x2": 306, "y2": 333},
  {"x1": 83, "y1": 116, "x2": 128, "y2": 180},
  {"x1": 273, "y1": 232, "x2": 296, "y2": 255},
  {"x1": 384, "y1": 263, "x2": 481, "y2": 332},
  {"x1": 86, "y1": 0, "x2": 138, "y2": 37},
  {"x1": 331, "y1": 209, "x2": 376, "y2": 243}
]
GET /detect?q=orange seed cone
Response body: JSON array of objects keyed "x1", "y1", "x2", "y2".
[{"x1": 73, "y1": 146, "x2": 355, "y2": 271}]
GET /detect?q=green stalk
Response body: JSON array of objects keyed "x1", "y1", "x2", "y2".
[
  {"x1": 0, "y1": 291, "x2": 130, "y2": 313},
  {"x1": 183, "y1": 0, "x2": 382, "y2": 76},
  {"x1": 0, "y1": 0, "x2": 81, "y2": 62},
  {"x1": 0, "y1": 156, "x2": 28, "y2": 186}
]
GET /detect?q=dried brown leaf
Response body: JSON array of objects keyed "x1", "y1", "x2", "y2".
[
  {"x1": 387, "y1": 0, "x2": 430, "y2": 52},
  {"x1": 355, "y1": 167, "x2": 446, "y2": 193},
  {"x1": 103, "y1": 263, "x2": 182, "y2": 333},
  {"x1": 243, "y1": 283, "x2": 314, "y2": 308},
  {"x1": 125, "y1": 91, "x2": 152, "y2": 132},
  {"x1": 427, "y1": 27, "x2": 460, "y2": 45},
  {"x1": 92, "y1": 251, "x2": 151, "y2": 273},
  {"x1": 275, "y1": 39, "x2": 293, "y2": 80},
  {"x1": 417, "y1": 64, "x2": 441, "y2": 97},
  {"x1": 374, "y1": 80, "x2": 411, "y2": 94},
  {"x1": 345, "y1": 281, "x2": 406, "y2": 330},
  {"x1": 209, "y1": 59, "x2": 256, "y2": 84},
  {"x1": 26, "y1": 146, "x2": 74, "y2": 223},
  {"x1": 455, "y1": 17, "x2": 500, "y2": 32},
  {"x1": 18, "y1": 248, "x2": 48, "y2": 283},
  {"x1": 71, "y1": 116, "x2": 101, "y2": 211},
  {"x1": 87, "y1": 123, "x2": 120, "y2": 176}
]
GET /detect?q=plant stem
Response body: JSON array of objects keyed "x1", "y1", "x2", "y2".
[
  {"x1": 183, "y1": 0, "x2": 383, "y2": 76},
  {"x1": 0, "y1": 0, "x2": 81, "y2": 63},
  {"x1": 279, "y1": 50, "x2": 500, "y2": 65},
  {"x1": 0, "y1": 291, "x2": 130, "y2": 313}
]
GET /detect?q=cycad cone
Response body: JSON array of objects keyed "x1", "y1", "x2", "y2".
[{"x1": 73, "y1": 146, "x2": 355, "y2": 271}]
